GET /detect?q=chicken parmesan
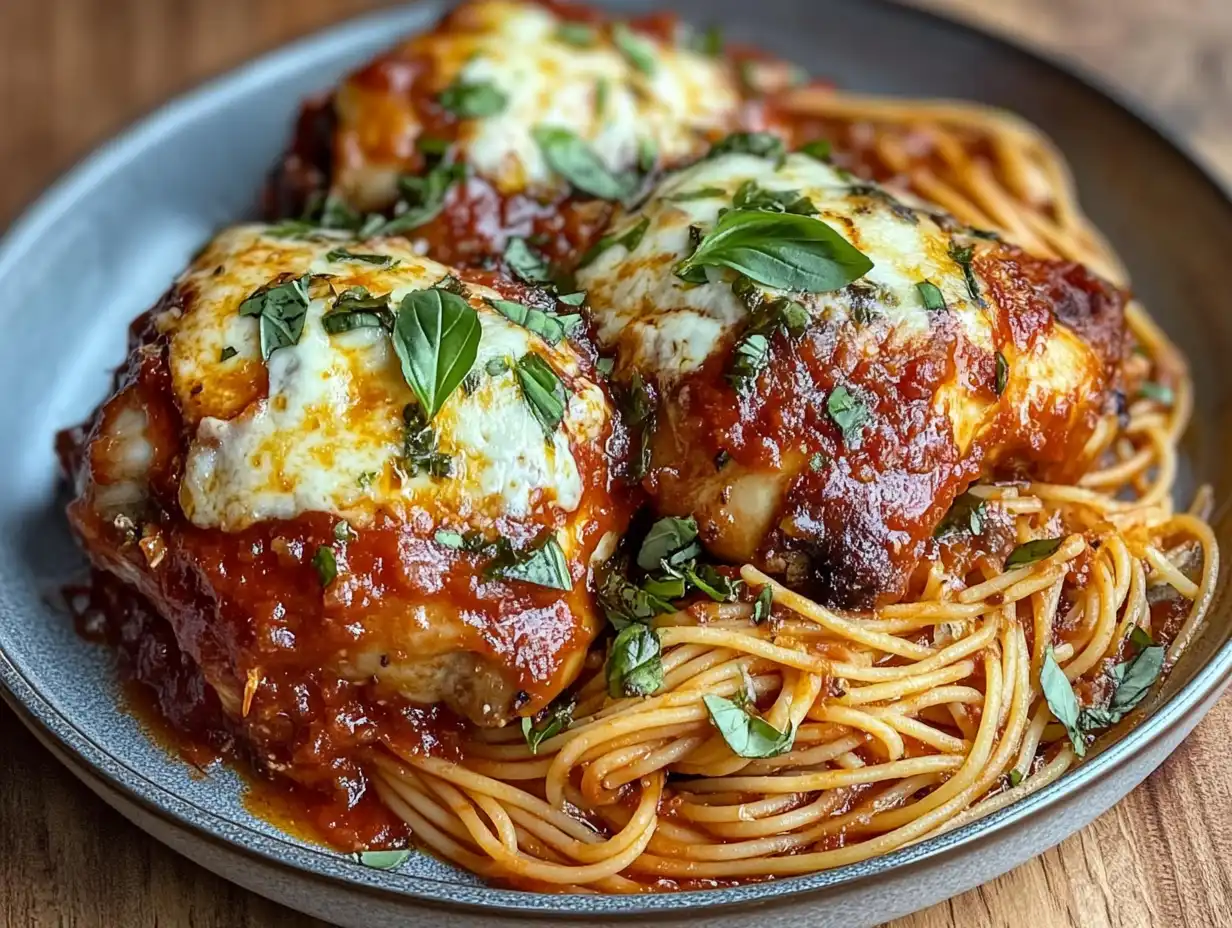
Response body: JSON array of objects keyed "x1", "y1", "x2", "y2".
[
  {"x1": 59, "y1": 1, "x2": 1216, "y2": 897},
  {"x1": 62, "y1": 224, "x2": 632, "y2": 801},
  {"x1": 577, "y1": 140, "x2": 1127, "y2": 608},
  {"x1": 266, "y1": 0, "x2": 769, "y2": 267}
]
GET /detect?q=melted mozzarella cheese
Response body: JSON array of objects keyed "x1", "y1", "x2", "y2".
[
  {"x1": 579, "y1": 151, "x2": 991, "y2": 381},
  {"x1": 339, "y1": 0, "x2": 741, "y2": 202},
  {"x1": 166, "y1": 225, "x2": 610, "y2": 533}
]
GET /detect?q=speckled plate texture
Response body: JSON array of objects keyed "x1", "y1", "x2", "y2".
[{"x1": 2, "y1": 2, "x2": 1231, "y2": 926}]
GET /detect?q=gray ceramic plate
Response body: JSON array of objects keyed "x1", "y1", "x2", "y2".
[{"x1": 2, "y1": 2, "x2": 1231, "y2": 926}]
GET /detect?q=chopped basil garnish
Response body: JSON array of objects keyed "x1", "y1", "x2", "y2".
[
  {"x1": 333, "y1": 521, "x2": 356, "y2": 543},
  {"x1": 607, "y1": 623, "x2": 664, "y2": 698},
  {"x1": 637, "y1": 516, "x2": 701, "y2": 571},
  {"x1": 726, "y1": 293, "x2": 809, "y2": 394},
  {"x1": 1040, "y1": 646, "x2": 1083, "y2": 754},
  {"x1": 599, "y1": 568, "x2": 675, "y2": 629},
  {"x1": 558, "y1": 290, "x2": 586, "y2": 306},
  {"x1": 798, "y1": 139, "x2": 832, "y2": 162},
  {"x1": 826, "y1": 385, "x2": 870, "y2": 448},
  {"x1": 707, "y1": 132, "x2": 787, "y2": 167},
  {"x1": 684, "y1": 564, "x2": 740, "y2": 602},
  {"x1": 715, "y1": 449, "x2": 731, "y2": 470},
  {"x1": 487, "y1": 298, "x2": 568, "y2": 346},
  {"x1": 1005, "y1": 537, "x2": 1063, "y2": 568},
  {"x1": 437, "y1": 78, "x2": 508, "y2": 118},
  {"x1": 1138, "y1": 381, "x2": 1174, "y2": 406},
  {"x1": 917, "y1": 280, "x2": 946, "y2": 311},
  {"x1": 995, "y1": 352, "x2": 1009, "y2": 396},
  {"x1": 727, "y1": 332, "x2": 769, "y2": 392},
  {"x1": 353, "y1": 850, "x2": 411, "y2": 870},
  {"x1": 357, "y1": 471, "x2": 376, "y2": 488},
  {"x1": 752, "y1": 586, "x2": 774, "y2": 624},
  {"x1": 325, "y1": 248, "x2": 395, "y2": 267},
  {"x1": 503, "y1": 237, "x2": 554, "y2": 285},
  {"x1": 1007, "y1": 769, "x2": 1024, "y2": 787},
  {"x1": 219, "y1": 346, "x2": 238, "y2": 362},
  {"x1": 555, "y1": 22, "x2": 598, "y2": 46},
  {"x1": 732, "y1": 179, "x2": 817, "y2": 215},
  {"x1": 1041, "y1": 629, "x2": 1166, "y2": 760},
  {"x1": 238, "y1": 274, "x2": 313, "y2": 361},
  {"x1": 488, "y1": 533, "x2": 573, "y2": 591},
  {"x1": 374, "y1": 161, "x2": 467, "y2": 236},
  {"x1": 391, "y1": 287, "x2": 481, "y2": 420},
  {"x1": 521, "y1": 695, "x2": 575, "y2": 753},
  {"x1": 676, "y1": 209, "x2": 873, "y2": 293},
  {"x1": 948, "y1": 242, "x2": 984, "y2": 307},
  {"x1": 401, "y1": 404, "x2": 452, "y2": 477},
  {"x1": 667, "y1": 186, "x2": 727, "y2": 202},
  {"x1": 935, "y1": 492, "x2": 986, "y2": 538},
  {"x1": 689, "y1": 24, "x2": 723, "y2": 56},
  {"x1": 312, "y1": 545, "x2": 338, "y2": 587},
  {"x1": 620, "y1": 372, "x2": 655, "y2": 481},
  {"x1": 612, "y1": 22, "x2": 656, "y2": 75},
  {"x1": 323, "y1": 285, "x2": 394, "y2": 334},
  {"x1": 702, "y1": 694, "x2": 794, "y2": 758},
  {"x1": 434, "y1": 529, "x2": 466, "y2": 549},
  {"x1": 532, "y1": 126, "x2": 635, "y2": 200},
  {"x1": 577, "y1": 216, "x2": 649, "y2": 268},
  {"x1": 515, "y1": 353, "x2": 568, "y2": 435},
  {"x1": 416, "y1": 135, "x2": 451, "y2": 157}
]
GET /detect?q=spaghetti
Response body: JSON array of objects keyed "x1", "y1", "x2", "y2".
[{"x1": 363, "y1": 88, "x2": 1218, "y2": 891}]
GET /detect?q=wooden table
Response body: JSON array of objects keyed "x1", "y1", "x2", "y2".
[{"x1": 1, "y1": 1, "x2": 1230, "y2": 925}]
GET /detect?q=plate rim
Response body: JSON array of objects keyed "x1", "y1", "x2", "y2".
[{"x1": 1, "y1": 0, "x2": 1230, "y2": 916}]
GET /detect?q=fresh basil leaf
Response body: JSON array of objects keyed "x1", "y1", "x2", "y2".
[
  {"x1": 1080, "y1": 639, "x2": 1165, "y2": 728},
  {"x1": 1005, "y1": 537, "x2": 1063, "y2": 568},
  {"x1": 325, "y1": 248, "x2": 395, "y2": 267},
  {"x1": 521, "y1": 695, "x2": 575, "y2": 753},
  {"x1": 434, "y1": 529, "x2": 466, "y2": 549},
  {"x1": 935, "y1": 492, "x2": 986, "y2": 539},
  {"x1": 437, "y1": 78, "x2": 508, "y2": 118},
  {"x1": 219, "y1": 346, "x2": 238, "y2": 362},
  {"x1": 323, "y1": 310, "x2": 388, "y2": 334},
  {"x1": 318, "y1": 193, "x2": 365, "y2": 231},
  {"x1": 312, "y1": 546, "x2": 338, "y2": 587},
  {"x1": 638, "y1": 516, "x2": 700, "y2": 570},
  {"x1": 732, "y1": 179, "x2": 816, "y2": 215},
  {"x1": 324, "y1": 285, "x2": 394, "y2": 334},
  {"x1": 995, "y1": 352, "x2": 1009, "y2": 396},
  {"x1": 533, "y1": 126, "x2": 634, "y2": 200},
  {"x1": 689, "y1": 23, "x2": 723, "y2": 56},
  {"x1": 642, "y1": 574, "x2": 687, "y2": 602},
  {"x1": 1041, "y1": 647, "x2": 1086, "y2": 757},
  {"x1": 1137, "y1": 381, "x2": 1174, "y2": 406},
  {"x1": 391, "y1": 288, "x2": 481, "y2": 420},
  {"x1": 607, "y1": 623, "x2": 664, "y2": 698},
  {"x1": 917, "y1": 280, "x2": 946, "y2": 311},
  {"x1": 238, "y1": 274, "x2": 312, "y2": 360},
  {"x1": 416, "y1": 134, "x2": 451, "y2": 157},
  {"x1": 515, "y1": 353, "x2": 568, "y2": 435},
  {"x1": 675, "y1": 209, "x2": 873, "y2": 293},
  {"x1": 752, "y1": 586, "x2": 774, "y2": 624},
  {"x1": 684, "y1": 564, "x2": 740, "y2": 602},
  {"x1": 374, "y1": 162, "x2": 467, "y2": 236},
  {"x1": 707, "y1": 132, "x2": 787, "y2": 167},
  {"x1": 727, "y1": 332, "x2": 769, "y2": 393},
  {"x1": 599, "y1": 568, "x2": 675, "y2": 629},
  {"x1": 612, "y1": 22, "x2": 657, "y2": 75},
  {"x1": 667, "y1": 186, "x2": 727, "y2": 202},
  {"x1": 401, "y1": 404, "x2": 453, "y2": 477},
  {"x1": 798, "y1": 139, "x2": 832, "y2": 162},
  {"x1": 555, "y1": 22, "x2": 598, "y2": 46},
  {"x1": 948, "y1": 242, "x2": 984, "y2": 307},
  {"x1": 702, "y1": 694, "x2": 794, "y2": 758},
  {"x1": 826, "y1": 385, "x2": 870, "y2": 448},
  {"x1": 577, "y1": 216, "x2": 650, "y2": 268},
  {"x1": 353, "y1": 850, "x2": 412, "y2": 870},
  {"x1": 503, "y1": 237, "x2": 554, "y2": 285},
  {"x1": 558, "y1": 290, "x2": 587, "y2": 306},
  {"x1": 487, "y1": 298, "x2": 567, "y2": 346},
  {"x1": 489, "y1": 533, "x2": 573, "y2": 591}
]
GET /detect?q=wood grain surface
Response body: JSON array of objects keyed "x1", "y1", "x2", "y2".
[{"x1": 1, "y1": 1, "x2": 1230, "y2": 926}]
